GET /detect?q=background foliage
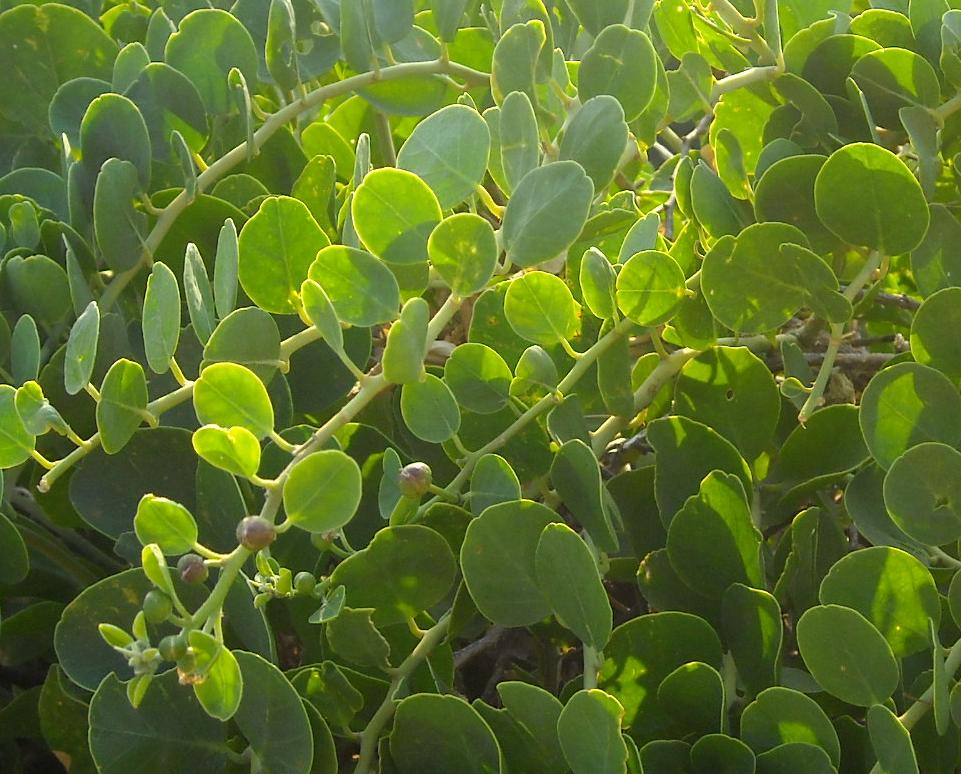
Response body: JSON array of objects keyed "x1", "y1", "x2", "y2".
[{"x1": 2, "y1": 0, "x2": 961, "y2": 771}]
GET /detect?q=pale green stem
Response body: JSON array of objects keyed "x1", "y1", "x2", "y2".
[
  {"x1": 868, "y1": 636, "x2": 961, "y2": 773},
  {"x1": 258, "y1": 294, "x2": 462, "y2": 524},
  {"x1": 354, "y1": 614, "x2": 451, "y2": 774},
  {"x1": 426, "y1": 316, "x2": 636, "y2": 507},
  {"x1": 798, "y1": 250, "x2": 883, "y2": 423},
  {"x1": 188, "y1": 545, "x2": 251, "y2": 629},
  {"x1": 98, "y1": 59, "x2": 489, "y2": 311},
  {"x1": 711, "y1": 66, "x2": 780, "y2": 102}
]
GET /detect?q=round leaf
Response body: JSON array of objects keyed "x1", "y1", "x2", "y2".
[
  {"x1": 815, "y1": 142, "x2": 929, "y2": 255},
  {"x1": 578, "y1": 24, "x2": 657, "y2": 120},
  {"x1": 427, "y1": 213, "x2": 497, "y2": 296},
  {"x1": 504, "y1": 271, "x2": 580, "y2": 346},
  {"x1": 134, "y1": 495, "x2": 199, "y2": 556},
  {"x1": 557, "y1": 690, "x2": 627, "y2": 774},
  {"x1": 910, "y1": 287, "x2": 961, "y2": 382},
  {"x1": 194, "y1": 362, "x2": 274, "y2": 440},
  {"x1": 396, "y1": 104, "x2": 491, "y2": 209},
  {"x1": 96, "y1": 359, "x2": 149, "y2": 455},
  {"x1": 192, "y1": 425, "x2": 262, "y2": 479},
  {"x1": 883, "y1": 441, "x2": 961, "y2": 545},
  {"x1": 615, "y1": 249, "x2": 687, "y2": 326},
  {"x1": 308, "y1": 245, "x2": 400, "y2": 326},
  {"x1": 400, "y1": 373, "x2": 461, "y2": 443},
  {"x1": 352, "y1": 167, "x2": 442, "y2": 266},
  {"x1": 819, "y1": 546, "x2": 940, "y2": 657},
  {"x1": 796, "y1": 604, "x2": 900, "y2": 707},
  {"x1": 444, "y1": 343, "x2": 512, "y2": 415},
  {"x1": 859, "y1": 361, "x2": 961, "y2": 470},
  {"x1": 238, "y1": 196, "x2": 330, "y2": 315},
  {"x1": 461, "y1": 500, "x2": 555, "y2": 627},
  {"x1": 283, "y1": 450, "x2": 362, "y2": 533}
]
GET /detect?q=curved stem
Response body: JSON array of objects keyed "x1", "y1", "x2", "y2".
[
  {"x1": 98, "y1": 60, "x2": 490, "y2": 311},
  {"x1": 354, "y1": 614, "x2": 451, "y2": 774}
]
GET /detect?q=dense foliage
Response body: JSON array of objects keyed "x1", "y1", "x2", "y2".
[{"x1": 5, "y1": 0, "x2": 961, "y2": 771}]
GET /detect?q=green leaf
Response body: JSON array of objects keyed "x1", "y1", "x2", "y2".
[
  {"x1": 194, "y1": 362, "x2": 274, "y2": 440},
  {"x1": 796, "y1": 604, "x2": 900, "y2": 706},
  {"x1": 93, "y1": 158, "x2": 147, "y2": 272},
  {"x1": 283, "y1": 450, "x2": 362, "y2": 533},
  {"x1": 329, "y1": 525, "x2": 456, "y2": 625},
  {"x1": 535, "y1": 523, "x2": 612, "y2": 649},
  {"x1": 184, "y1": 242, "x2": 216, "y2": 344},
  {"x1": 0, "y1": 509, "x2": 28, "y2": 586},
  {"x1": 667, "y1": 471, "x2": 764, "y2": 598},
  {"x1": 559, "y1": 96, "x2": 629, "y2": 191},
  {"x1": 504, "y1": 271, "x2": 580, "y2": 346},
  {"x1": 89, "y1": 672, "x2": 227, "y2": 772},
  {"x1": 910, "y1": 287, "x2": 961, "y2": 382},
  {"x1": 5, "y1": 255, "x2": 71, "y2": 330},
  {"x1": 658, "y1": 664, "x2": 725, "y2": 737},
  {"x1": 615, "y1": 249, "x2": 687, "y2": 326},
  {"x1": 690, "y1": 163, "x2": 749, "y2": 238},
  {"x1": 502, "y1": 161, "x2": 594, "y2": 268},
  {"x1": 142, "y1": 263, "x2": 181, "y2": 375},
  {"x1": 213, "y1": 219, "x2": 239, "y2": 320},
  {"x1": 755, "y1": 743, "x2": 835, "y2": 773},
  {"x1": 491, "y1": 20, "x2": 545, "y2": 106},
  {"x1": 238, "y1": 196, "x2": 330, "y2": 315},
  {"x1": 64, "y1": 301, "x2": 100, "y2": 396},
  {"x1": 550, "y1": 439, "x2": 619, "y2": 553},
  {"x1": 234, "y1": 651, "x2": 313, "y2": 773},
  {"x1": 382, "y1": 297, "x2": 429, "y2": 385},
  {"x1": 11, "y1": 315, "x2": 40, "y2": 386},
  {"x1": 134, "y1": 495, "x2": 199, "y2": 555},
  {"x1": 192, "y1": 425, "x2": 261, "y2": 479},
  {"x1": 867, "y1": 703, "x2": 919, "y2": 774},
  {"x1": 125, "y1": 62, "x2": 209, "y2": 162},
  {"x1": 165, "y1": 8, "x2": 259, "y2": 114},
  {"x1": 461, "y1": 499, "x2": 555, "y2": 626},
  {"x1": 203, "y1": 307, "x2": 282, "y2": 384},
  {"x1": 883, "y1": 441, "x2": 961, "y2": 545},
  {"x1": 702, "y1": 224, "x2": 849, "y2": 334},
  {"x1": 499, "y1": 91, "x2": 540, "y2": 194},
  {"x1": 814, "y1": 141, "x2": 929, "y2": 255},
  {"x1": 428, "y1": 213, "x2": 498, "y2": 296},
  {"x1": 859, "y1": 362, "x2": 961, "y2": 470},
  {"x1": 300, "y1": 279, "x2": 344, "y2": 352},
  {"x1": 819, "y1": 546, "x2": 940, "y2": 657},
  {"x1": 740, "y1": 687, "x2": 840, "y2": 766},
  {"x1": 352, "y1": 167, "x2": 441, "y2": 272},
  {"x1": 690, "y1": 735, "x2": 756, "y2": 773},
  {"x1": 308, "y1": 245, "x2": 400, "y2": 326},
  {"x1": 598, "y1": 612, "x2": 722, "y2": 742},
  {"x1": 16, "y1": 381, "x2": 68, "y2": 437},
  {"x1": 325, "y1": 607, "x2": 391, "y2": 669},
  {"x1": 188, "y1": 631, "x2": 243, "y2": 721},
  {"x1": 396, "y1": 104, "x2": 491, "y2": 209},
  {"x1": 721, "y1": 584, "x2": 782, "y2": 696},
  {"x1": 754, "y1": 155, "x2": 840, "y2": 254},
  {"x1": 557, "y1": 690, "x2": 628, "y2": 774},
  {"x1": 390, "y1": 694, "x2": 501, "y2": 773},
  {"x1": 851, "y1": 47, "x2": 939, "y2": 128},
  {"x1": 578, "y1": 24, "x2": 657, "y2": 121},
  {"x1": 0, "y1": 4, "x2": 117, "y2": 131},
  {"x1": 444, "y1": 343, "x2": 512, "y2": 415},
  {"x1": 266, "y1": 0, "x2": 299, "y2": 91},
  {"x1": 469, "y1": 454, "x2": 521, "y2": 515},
  {"x1": 81, "y1": 93, "x2": 151, "y2": 187},
  {"x1": 400, "y1": 373, "x2": 461, "y2": 443},
  {"x1": 96, "y1": 359, "x2": 149, "y2": 455},
  {"x1": 674, "y1": 346, "x2": 780, "y2": 461},
  {"x1": 580, "y1": 248, "x2": 618, "y2": 321},
  {"x1": 647, "y1": 415, "x2": 752, "y2": 526}
]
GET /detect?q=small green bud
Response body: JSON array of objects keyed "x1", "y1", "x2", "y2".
[
  {"x1": 236, "y1": 515, "x2": 276, "y2": 550},
  {"x1": 142, "y1": 590, "x2": 173, "y2": 624},
  {"x1": 177, "y1": 553, "x2": 208, "y2": 584},
  {"x1": 294, "y1": 571, "x2": 316, "y2": 595},
  {"x1": 398, "y1": 462, "x2": 432, "y2": 498},
  {"x1": 158, "y1": 633, "x2": 188, "y2": 662}
]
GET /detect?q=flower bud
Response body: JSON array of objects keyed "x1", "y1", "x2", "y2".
[
  {"x1": 177, "y1": 553, "x2": 208, "y2": 584},
  {"x1": 398, "y1": 462, "x2": 432, "y2": 498},
  {"x1": 142, "y1": 590, "x2": 173, "y2": 624},
  {"x1": 294, "y1": 571, "x2": 316, "y2": 595},
  {"x1": 236, "y1": 515, "x2": 276, "y2": 550}
]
